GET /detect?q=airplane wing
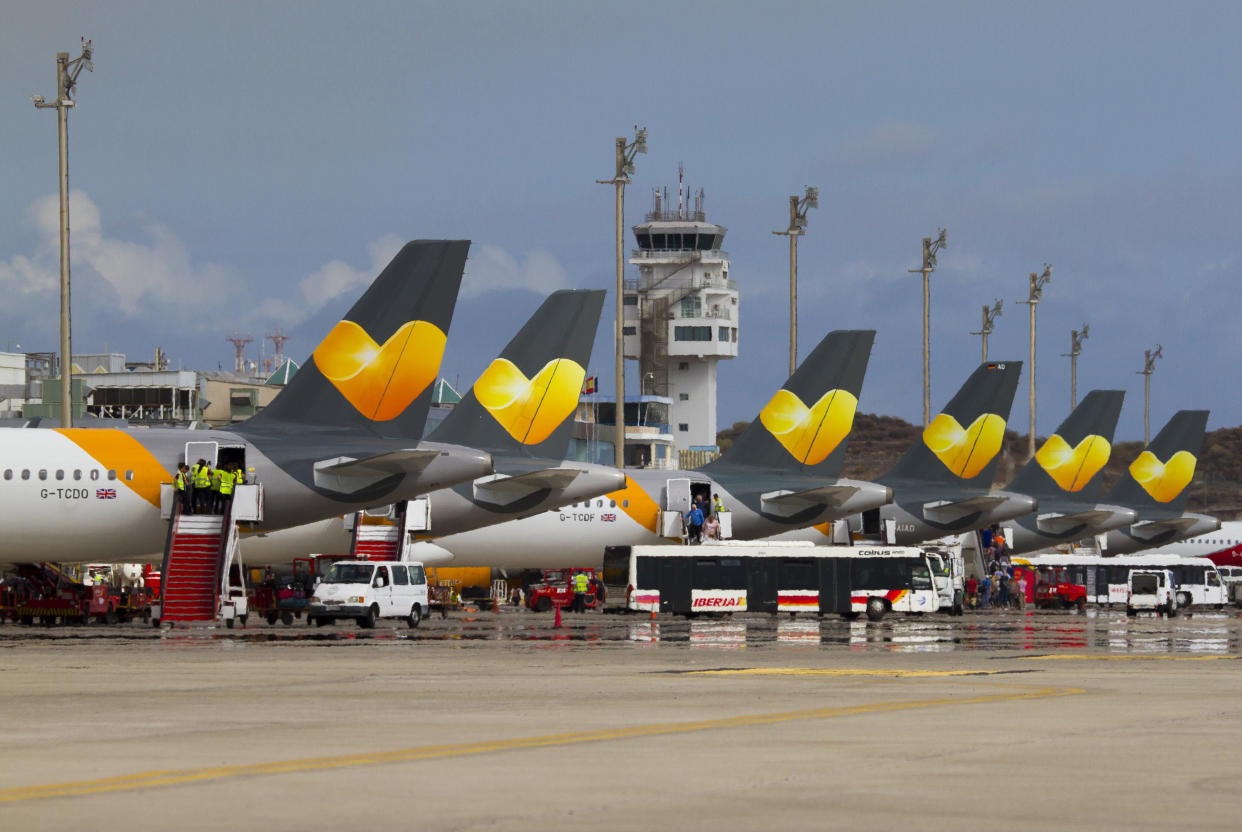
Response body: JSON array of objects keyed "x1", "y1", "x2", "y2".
[
  {"x1": 761, "y1": 484, "x2": 861, "y2": 518},
  {"x1": 1129, "y1": 516, "x2": 1204, "y2": 540},
  {"x1": 922, "y1": 495, "x2": 1006, "y2": 524},
  {"x1": 313, "y1": 449, "x2": 441, "y2": 492},
  {"x1": 472, "y1": 468, "x2": 584, "y2": 506}
]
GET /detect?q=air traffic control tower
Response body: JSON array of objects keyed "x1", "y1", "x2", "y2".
[{"x1": 623, "y1": 184, "x2": 738, "y2": 455}]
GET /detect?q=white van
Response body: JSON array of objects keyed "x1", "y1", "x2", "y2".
[
  {"x1": 308, "y1": 561, "x2": 429, "y2": 628},
  {"x1": 1127, "y1": 569, "x2": 1177, "y2": 617}
]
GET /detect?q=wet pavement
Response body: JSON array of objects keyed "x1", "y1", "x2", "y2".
[{"x1": 3, "y1": 605, "x2": 1240, "y2": 654}]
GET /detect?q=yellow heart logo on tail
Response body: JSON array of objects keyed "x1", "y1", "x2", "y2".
[
  {"x1": 1035, "y1": 433, "x2": 1111, "y2": 492},
  {"x1": 759, "y1": 388, "x2": 858, "y2": 465},
  {"x1": 313, "y1": 320, "x2": 445, "y2": 421},
  {"x1": 1128, "y1": 450, "x2": 1197, "y2": 503},
  {"x1": 474, "y1": 357, "x2": 586, "y2": 445},
  {"x1": 923, "y1": 412, "x2": 1006, "y2": 478}
]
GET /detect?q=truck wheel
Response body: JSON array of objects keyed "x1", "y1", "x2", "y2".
[
  {"x1": 106, "y1": 611, "x2": 119, "y2": 625},
  {"x1": 1177, "y1": 592, "x2": 1191, "y2": 609},
  {"x1": 266, "y1": 612, "x2": 278, "y2": 625},
  {"x1": 407, "y1": 604, "x2": 422, "y2": 628},
  {"x1": 1125, "y1": 607, "x2": 1135, "y2": 616},
  {"x1": 1076, "y1": 598, "x2": 1086, "y2": 612},
  {"x1": 535, "y1": 597, "x2": 552, "y2": 613},
  {"x1": 865, "y1": 597, "x2": 887, "y2": 622},
  {"x1": 359, "y1": 605, "x2": 377, "y2": 629},
  {"x1": 313, "y1": 616, "x2": 333, "y2": 627},
  {"x1": 280, "y1": 611, "x2": 294, "y2": 626}
]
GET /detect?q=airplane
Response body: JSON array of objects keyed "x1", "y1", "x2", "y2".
[
  {"x1": 1096, "y1": 410, "x2": 1220, "y2": 554},
  {"x1": 997, "y1": 389, "x2": 1138, "y2": 554},
  {"x1": 0, "y1": 240, "x2": 494, "y2": 565},
  {"x1": 364, "y1": 328, "x2": 896, "y2": 570},
  {"x1": 766, "y1": 361, "x2": 1034, "y2": 547},
  {"x1": 241, "y1": 288, "x2": 627, "y2": 561},
  {"x1": 1158, "y1": 521, "x2": 1242, "y2": 567}
]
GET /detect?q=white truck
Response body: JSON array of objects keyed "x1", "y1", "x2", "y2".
[
  {"x1": 308, "y1": 560, "x2": 429, "y2": 628},
  {"x1": 1126, "y1": 569, "x2": 1177, "y2": 617}
]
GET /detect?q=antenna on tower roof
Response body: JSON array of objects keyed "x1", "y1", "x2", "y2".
[{"x1": 226, "y1": 331, "x2": 252, "y2": 374}]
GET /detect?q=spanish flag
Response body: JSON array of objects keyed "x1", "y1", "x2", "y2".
[{"x1": 582, "y1": 376, "x2": 597, "y2": 394}]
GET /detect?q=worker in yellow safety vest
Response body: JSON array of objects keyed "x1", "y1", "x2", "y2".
[
  {"x1": 209, "y1": 465, "x2": 225, "y2": 514},
  {"x1": 234, "y1": 465, "x2": 246, "y2": 486},
  {"x1": 571, "y1": 571, "x2": 591, "y2": 613},
  {"x1": 217, "y1": 465, "x2": 236, "y2": 515},
  {"x1": 191, "y1": 459, "x2": 212, "y2": 513},
  {"x1": 174, "y1": 463, "x2": 190, "y2": 515}
]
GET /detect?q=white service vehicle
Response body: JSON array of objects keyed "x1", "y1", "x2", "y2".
[
  {"x1": 1126, "y1": 569, "x2": 1177, "y2": 616},
  {"x1": 308, "y1": 560, "x2": 429, "y2": 628},
  {"x1": 924, "y1": 542, "x2": 966, "y2": 616}
]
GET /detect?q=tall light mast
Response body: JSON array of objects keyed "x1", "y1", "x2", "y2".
[
  {"x1": 908, "y1": 229, "x2": 947, "y2": 427},
  {"x1": 1062, "y1": 324, "x2": 1089, "y2": 408},
  {"x1": 970, "y1": 299, "x2": 1003, "y2": 362},
  {"x1": 1017, "y1": 265, "x2": 1052, "y2": 459},
  {"x1": 772, "y1": 187, "x2": 818, "y2": 377},
  {"x1": 1137, "y1": 345, "x2": 1163, "y2": 444}
]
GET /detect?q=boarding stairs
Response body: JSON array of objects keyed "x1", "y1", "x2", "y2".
[
  {"x1": 347, "y1": 499, "x2": 429, "y2": 561},
  {"x1": 154, "y1": 483, "x2": 262, "y2": 626}
]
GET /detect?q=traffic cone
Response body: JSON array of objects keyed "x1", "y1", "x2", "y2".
[
  {"x1": 553, "y1": 604, "x2": 562, "y2": 628},
  {"x1": 649, "y1": 607, "x2": 656, "y2": 621}
]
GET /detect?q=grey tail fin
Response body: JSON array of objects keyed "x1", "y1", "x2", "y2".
[
  {"x1": 881, "y1": 361, "x2": 1022, "y2": 488},
  {"x1": 241, "y1": 240, "x2": 468, "y2": 438},
  {"x1": 702, "y1": 330, "x2": 875, "y2": 476},
  {"x1": 1105, "y1": 409, "x2": 1209, "y2": 514},
  {"x1": 1006, "y1": 389, "x2": 1125, "y2": 498},
  {"x1": 428, "y1": 289, "x2": 605, "y2": 458}
]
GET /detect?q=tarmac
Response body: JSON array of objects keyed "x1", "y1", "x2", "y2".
[{"x1": 2, "y1": 607, "x2": 1240, "y2": 830}]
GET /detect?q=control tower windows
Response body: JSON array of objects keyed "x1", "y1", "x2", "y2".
[
  {"x1": 718, "y1": 327, "x2": 729, "y2": 341},
  {"x1": 624, "y1": 295, "x2": 638, "y2": 305},
  {"x1": 674, "y1": 326, "x2": 711, "y2": 341}
]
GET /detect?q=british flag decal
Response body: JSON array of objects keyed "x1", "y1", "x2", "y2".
[{"x1": 96, "y1": 488, "x2": 117, "y2": 500}]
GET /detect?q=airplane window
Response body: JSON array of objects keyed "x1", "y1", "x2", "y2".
[
  {"x1": 124, "y1": 470, "x2": 134, "y2": 481},
  {"x1": 107, "y1": 470, "x2": 117, "y2": 481},
  {"x1": 596, "y1": 500, "x2": 603, "y2": 508},
  {"x1": 90, "y1": 470, "x2": 99, "y2": 481},
  {"x1": 623, "y1": 500, "x2": 629, "y2": 508},
  {"x1": 73, "y1": 470, "x2": 81, "y2": 481},
  {"x1": 2, "y1": 469, "x2": 10, "y2": 480},
  {"x1": 21, "y1": 470, "x2": 30, "y2": 480},
  {"x1": 38, "y1": 469, "x2": 47, "y2": 480},
  {"x1": 610, "y1": 500, "x2": 616, "y2": 508},
  {"x1": 55, "y1": 469, "x2": 64, "y2": 481}
]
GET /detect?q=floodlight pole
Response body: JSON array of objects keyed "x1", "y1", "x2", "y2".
[
  {"x1": 1017, "y1": 266, "x2": 1052, "y2": 459},
  {"x1": 970, "y1": 299, "x2": 1003, "y2": 362},
  {"x1": 908, "y1": 229, "x2": 946, "y2": 427},
  {"x1": 597, "y1": 127, "x2": 647, "y2": 469},
  {"x1": 1137, "y1": 345, "x2": 1163, "y2": 444},
  {"x1": 772, "y1": 187, "x2": 818, "y2": 377},
  {"x1": 1062, "y1": 324, "x2": 1089, "y2": 408},
  {"x1": 32, "y1": 39, "x2": 93, "y2": 428}
]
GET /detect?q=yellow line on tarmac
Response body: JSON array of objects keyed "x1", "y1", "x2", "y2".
[
  {"x1": 0, "y1": 679, "x2": 1080, "y2": 804},
  {"x1": 1022, "y1": 653, "x2": 1237, "y2": 662},
  {"x1": 687, "y1": 668, "x2": 1013, "y2": 678}
]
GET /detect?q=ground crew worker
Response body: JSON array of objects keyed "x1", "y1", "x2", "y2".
[
  {"x1": 174, "y1": 463, "x2": 190, "y2": 515},
  {"x1": 712, "y1": 492, "x2": 725, "y2": 514},
  {"x1": 218, "y1": 465, "x2": 236, "y2": 516},
  {"x1": 191, "y1": 459, "x2": 212, "y2": 513},
  {"x1": 571, "y1": 570, "x2": 590, "y2": 613},
  {"x1": 234, "y1": 465, "x2": 246, "y2": 486},
  {"x1": 209, "y1": 464, "x2": 224, "y2": 513}
]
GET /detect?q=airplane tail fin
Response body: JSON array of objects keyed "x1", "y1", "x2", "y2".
[
  {"x1": 702, "y1": 329, "x2": 875, "y2": 477},
  {"x1": 428, "y1": 289, "x2": 605, "y2": 458},
  {"x1": 882, "y1": 361, "x2": 1022, "y2": 488},
  {"x1": 242, "y1": 240, "x2": 468, "y2": 438},
  {"x1": 1106, "y1": 409, "x2": 1209, "y2": 513},
  {"x1": 1006, "y1": 389, "x2": 1125, "y2": 498}
]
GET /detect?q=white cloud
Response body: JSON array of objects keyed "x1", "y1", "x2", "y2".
[
  {"x1": 837, "y1": 121, "x2": 937, "y2": 164},
  {"x1": 255, "y1": 233, "x2": 404, "y2": 326},
  {"x1": 461, "y1": 244, "x2": 569, "y2": 298}
]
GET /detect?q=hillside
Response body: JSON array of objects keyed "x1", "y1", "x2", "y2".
[{"x1": 717, "y1": 415, "x2": 1242, "y2": 520}]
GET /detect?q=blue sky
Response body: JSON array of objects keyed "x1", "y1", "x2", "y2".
[{"x1": 2, "y1": 1, "x2": 1239, "y2": 442}]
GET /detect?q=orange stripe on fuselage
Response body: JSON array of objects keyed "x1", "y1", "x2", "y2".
[
  {"x1": 608, "y1": 476, "x2": 666, "y2": 537},
  {"x1": 53, "y1": 429, "x2": 171, "y2": 508}
]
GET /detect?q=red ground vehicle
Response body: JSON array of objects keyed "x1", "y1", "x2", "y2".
[
  {"x1": 525, "y1": 568, "x2": 602, "y2": 612},
  {"x1": 1033, "y1": 565, "x2": 1087, "y2": 610}
]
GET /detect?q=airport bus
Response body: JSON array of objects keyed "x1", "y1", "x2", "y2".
[
  {"x1": 1025, "y1": 554, "x2": 1228, "y2": 609},
  {"x1": 605, "y1": 541, "x2": 940, "y2": 621}
]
